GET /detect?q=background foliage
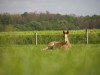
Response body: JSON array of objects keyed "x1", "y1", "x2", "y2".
[{"x1": 0, "y1": 12, "x2": 100, "y2": 31}]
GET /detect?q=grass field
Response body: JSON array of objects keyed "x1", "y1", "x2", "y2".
[
  {"x1": 0, "y1": 29, "x2": 100, "y2": 45},
  {"x1": 0, "y1": 30, "x2": 100, "y2": 75},
  {"x1": 0, "y1": 44, "x2": 100, "y2": 75}
]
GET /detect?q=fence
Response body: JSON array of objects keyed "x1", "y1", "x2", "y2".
[
  {"x1": 35, "y1": 29, "x2": 100, "y2": 45},
  {"x1": 0, "y1": 29, "x2": 100, "y2": 45}
]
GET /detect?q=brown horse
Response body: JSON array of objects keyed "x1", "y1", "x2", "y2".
[{"x1": 43, "y1": 31, "x2": 71, "y2": 50}]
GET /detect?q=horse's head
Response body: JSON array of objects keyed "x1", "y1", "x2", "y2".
[{"x1": 63, "y1": 30, "x2": 69, "y2": 43}]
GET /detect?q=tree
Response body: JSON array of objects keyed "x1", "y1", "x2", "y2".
[
  {"x1": 1, "y1": 13, "x2": 10, "y2": 25},
  {"x1": 29, "y1": 21, "x2": 42, "y2": 30}
]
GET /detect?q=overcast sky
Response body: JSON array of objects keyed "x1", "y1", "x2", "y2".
[{"x1": 0, "y1": 0, "x2": 100, "y2": 16}]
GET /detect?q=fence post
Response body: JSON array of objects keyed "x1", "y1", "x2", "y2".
[
  {"x1": 35, "y1": 32, "x2": 37, "y2": 45},
  {"x1": 86, "y1": 29, "x2": 88, "y2": 44}
]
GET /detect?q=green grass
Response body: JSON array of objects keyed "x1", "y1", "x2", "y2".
[
  {"x1": 0, "y1": 29, "x2": 100, "y2": 45},
  {"x1": 0, "y1": 29, "x2": 100, "y2": 35},
  {"x1": 0, "y1": 44, "x2": 100, "y2": 75}
]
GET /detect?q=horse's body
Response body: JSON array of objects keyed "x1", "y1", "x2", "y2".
[
  {"x1": 43, "y1": 31, "x2": 71, "y2": 50},
  {"x1": 47, "y1": 41, "x2": 71, "y2": 49}
]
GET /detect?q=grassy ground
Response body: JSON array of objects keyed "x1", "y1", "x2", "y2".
[
  {"x1": 0, "y1": 29, "x2": 100, "y2": 45},
  {"x1": 0, "y1": 44, "x2": 100, "y2": 75}
]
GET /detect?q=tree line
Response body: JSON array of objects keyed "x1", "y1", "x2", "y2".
[{"x1": 0, "y1": 11, "x2": 100, "y2": 31}]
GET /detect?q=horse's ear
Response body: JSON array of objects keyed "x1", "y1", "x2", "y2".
[
  {"x1": 67, "y1": 30, "x2": 69, "y2": 34},
  {"x1": 63, "y1": 31, "x2": 65, "y2": 34}
]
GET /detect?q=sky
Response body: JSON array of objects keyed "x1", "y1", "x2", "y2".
[{"x1": 0, "y1": 0, "x2": 100, "y2": 16}]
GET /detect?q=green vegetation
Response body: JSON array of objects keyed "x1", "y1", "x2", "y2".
[
  {"x1": 0, "y1": 44, "x2": 100, "y2": 75},
  {"x1": 0, "y1": 12, "x2": 100, "y2": 31},
  {"x1": 0, "y1": 29, "x2": 100, "y2": 45},
  {"x1": 0, "y1": 11, "x2": 100, "y2": 75},
  {"x1": 0, "y1": 29, "x2": 100, "y2": 75}
]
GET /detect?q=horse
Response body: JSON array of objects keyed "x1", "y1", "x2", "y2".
[{"x1": 43, "y1": 30, "x2": 71, "y2": 50}]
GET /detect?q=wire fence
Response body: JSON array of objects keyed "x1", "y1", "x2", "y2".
[{"x1": 0, "y1": 29, "x2": 100, "y2": 45}]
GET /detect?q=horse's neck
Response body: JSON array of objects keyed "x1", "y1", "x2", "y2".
[
  {"x1": 65, "y1": 37, "x2": 70, "y2": 43},
  {"x1": 65, "y1": 37, "x2": 71, "y2": 46}
]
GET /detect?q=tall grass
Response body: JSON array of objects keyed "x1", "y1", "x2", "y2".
[
  {"x1": 0, "y1": 29, "x2": 100, "y2": 44},
  {"x1": 0, "y1": 44, "x2": 100, "y2": 75}
]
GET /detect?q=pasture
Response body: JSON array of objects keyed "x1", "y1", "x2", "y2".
[
  {"x1": 0, "y1": 29, "x2": 100, "y2": 75},
  {"x1": 0, "y1": 29, "x2": 100, "y2": 45}
]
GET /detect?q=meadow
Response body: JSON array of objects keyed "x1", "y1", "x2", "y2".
[
  {"x1": 0, "y1": 29, "x2": 100, "y2": 75},
  {"x1": 0, "y1": 29, "x2": 100, "y2": 44}
]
